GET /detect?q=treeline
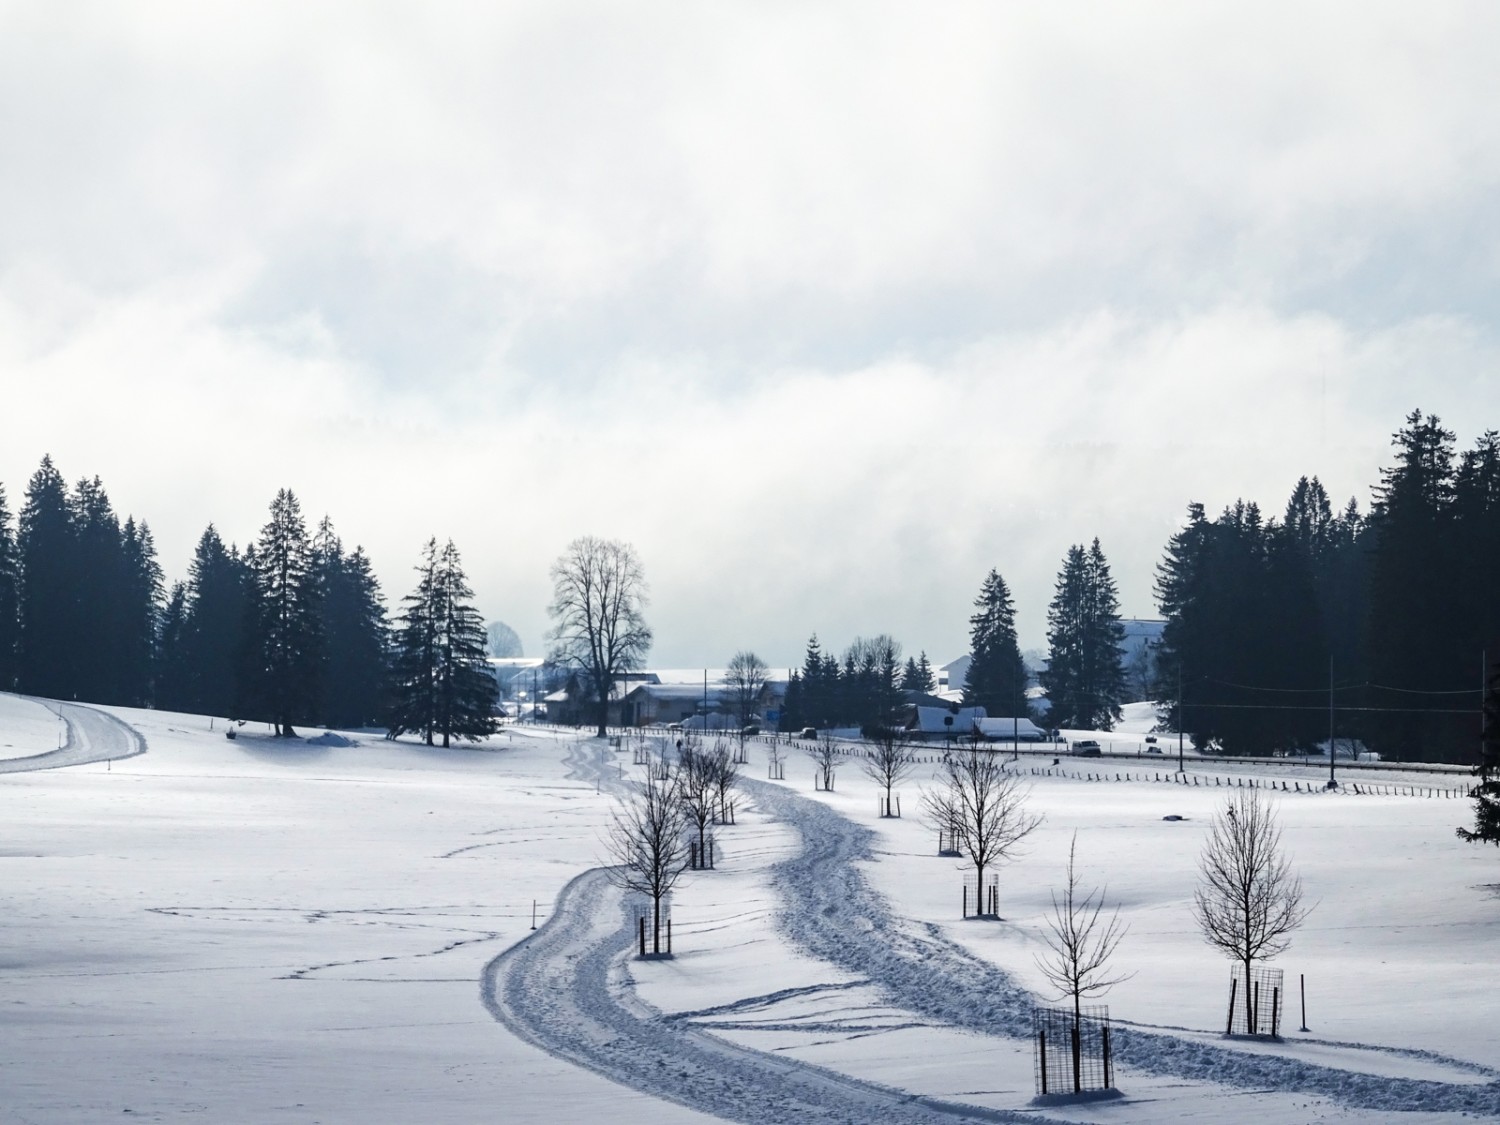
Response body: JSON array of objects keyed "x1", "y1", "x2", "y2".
[
  {"x1": 0, "y1": 455, "x2": 496, "y2": 743},
  {"x1": 780, "y1": 635, "x2": 937, "y2": 733},
  {"x1": 1157, "y1": 410, "x2": 1500, "y2": 762}
]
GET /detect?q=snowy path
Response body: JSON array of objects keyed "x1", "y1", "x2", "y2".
[
  {"x1": 480, "y1": 865, "x2": 1048, "y2": 1125},
  {"x1": 745, "y1": 778, "x2": 1500, "y2": 1118},
  {"x1": 0, "y1": 698, "x2": 145, "y2": 774}
]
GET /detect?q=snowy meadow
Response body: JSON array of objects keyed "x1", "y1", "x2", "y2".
[{"x1": 3, "y1": 695, "x2": 1498, "y2": 1124}]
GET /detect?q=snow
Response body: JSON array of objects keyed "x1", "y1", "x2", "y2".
[
  {"x1": 0, "y1": 693, "x2": 67, "y2": 759},
  {"x1": 3, "y1": 696, "x2": 1499, "y2": 1123}
]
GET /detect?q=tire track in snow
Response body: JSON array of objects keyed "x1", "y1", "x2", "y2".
[
  {"x1": 480, "y1": 866, "x2": 1056, "y2": 1125},
  {"x1": 746, "y1": 778, "x2": 1500, "y2": 1118},
  {"x1": 0, "y1": 698, "x2": 145, "y2": 774}
]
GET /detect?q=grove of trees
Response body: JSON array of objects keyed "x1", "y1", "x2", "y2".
[
  {"x1": 1156, "y1": 411, "x2": 1500, "y2": 762},
  {"x1": 0, "y1": 453, "x2": 502, "y2": 744}
]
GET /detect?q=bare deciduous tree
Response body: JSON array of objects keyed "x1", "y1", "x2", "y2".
[
  {"x1": 676, "y1": 737, "x2": 718, "y2": 861},
  {"x1": 708, "y1": 737, "x2": 739, "y2": 823},
  {"x1": 1193, "y1": 789, "x2": 1309, "y2": 1032},
  {"x1": 862, "y1": 724, "x2": 917, "y2": 816},
  {"x1": 923, "y1": 748, "x2": 1041, "y2": 914},
  {"x1": 1035, "y1": 834, "x2": 1132, "y2": 1090},
  {"x1": 723, "y1": 650, "x2": 770, "y2": 730},
  {"x1": 807, "y1": 732, "x2": 840, "y2": 791},
  {"x1": 547, "y1": 536, "x2": 652, "y2": 738},
  {"x1": 605, "y1": 767, "x2": 690, "y2": 955}
]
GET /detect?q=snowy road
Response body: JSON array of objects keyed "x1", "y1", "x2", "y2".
[
  {"x1": 481, "y1": 864, "x2": 1049, "y2": 1125},
  {"x1": 745, "y1": 778, "x2": 1500, "y2": 1118},
  {"x1": 0, "y1": 698, "x2": 145, "y2": 774}
]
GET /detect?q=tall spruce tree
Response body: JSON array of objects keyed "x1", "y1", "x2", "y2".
[
  {"x1": 1365, "y1": 411, "x2": 1463, "y2": 759},
  {"x1": 0, "y1": 484, "x2": 17, "y2": 691},
  {"x1": 1042, "y1": 539, "x2": 1127, "y2": 730},
  {"x1": 118, "y1": 518, "x2": 163, "y2": 707},
  {"x1": 70, "y1": 475, "x2": 122, "y2": 702},
  {"x1": 388, "y1": 538, "x2": 497, "y2": 745},
  {"x1": 244, "y1": 490, "x2": 322, "y2": 736},
  {"x1": 1458, "y1": 662, "x2": 1500, "y2": 845},
  {"x1": 18, "y1": 455, "x2": 76, "y2": 700},
  {"x1": 963, "y1": 569, "x2": 1028, "y2": 719},
  {"x1": 155, "y1": 581, "x2": 192, "y2": 713},
  {"x1": 312, "y1": 518, "x2": 390, "y2": 729},
  {"x1": 181, "y1": 526, "x2": 251, "y2": 719}
]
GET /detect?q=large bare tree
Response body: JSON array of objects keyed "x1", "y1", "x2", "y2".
[
  {"x1": 605, "y1": 766, "x2": 690, "y2": 955},
  {"x1": 723, "y1": 650, "x2": 771, "y2": 730},
  {"x1": 1193, "y1": 789, "x2": 1309, "y2": 1032},
  {"x1": 923, "y1": 748, "x2": 1041, "y2": 915},
  {"x1": 547, "y1": 536, "x2": 652, "y2": 738}
]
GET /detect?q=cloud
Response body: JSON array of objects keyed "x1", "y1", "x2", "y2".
[{"x1": 2, "y1": 3, "x2": 1499, "y2": 665}]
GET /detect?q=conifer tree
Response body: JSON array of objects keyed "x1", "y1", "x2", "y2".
[
  {"x1": 70, "y1": 475, "x2": 122, "y2": 702},
  {"x1": 312, "y1": 518, "x2": 389, "y2": 729},
  {"x1": 245, "y1": 489, "x2": 322, "y2": 736},
  {"x1": 1458, "y1": 663, "x2": 1500, "y2": 845},
  {"x1": 118, "y1": 518, "x2": 163, "y2": 707},
  {"x1": 18, "y1": 456, "x2": 75, "y2": 700},
  {"x1": 0, "y1": 485, "x2": 17, "y2": 691},
  {"x1": 181, "y1": 526, "x2": 251, "y2": 719},
  {"x1": 389, "y1": 538, "x2": 498, "y2": 745},
  {"x1": 1043, "y1": 540, "x2": 1127, "y2": 730},
  {"x1": 155, "y1": 581, "x2": 192, "y2": 713},
  {"x1": 963, "y1": 569, "x2": 1028, "y2": 719}
]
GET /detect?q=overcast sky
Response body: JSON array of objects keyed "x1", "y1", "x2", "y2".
[{"x1": 5, "y1": 3, "x2": 1500, "y2": 669}]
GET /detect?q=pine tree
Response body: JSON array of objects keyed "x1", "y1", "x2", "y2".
[
  {"x1": 18, "y1": 455, "x2": 76, "y2": 700},
  {"x1": 388, "y1": 538, "x2": 497, "y2": 745},
  {"x1": 181, "y1": 526, "x2": 250, "y2": 719},
  {"x1": 245, "y1": 489, "x2": 322, "y2": 736},
  {"x1": 70, "y1": 475, "x2": 123, "y2": 702},
  {"x1": 1458, "y1": 663, "x2": 1500, "y2": 845},
  {"x1": 963, "y1": 569, "x2": 1028, "y2": 718},
  {"x1": 0, "y1": 485, "x2": 18, "y2": 691},
  {"x1": 1042, "y1": 540, "x2": 1127, "y2": 730},
  {"x1": 118, "y1": 518, "x2": 163, "y2": 707},
  {"x1": 1366, "y1": 411, "x2": 1462, "y2": 759},
  {"x1": 155, "y1": 581, "x2": 192, "y2": 713},
  {"x1": 312, "y1": 518, "x2": 389, "y2": 729}
]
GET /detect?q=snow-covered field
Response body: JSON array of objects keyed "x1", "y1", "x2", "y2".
[{"x1": 3, "y1": 694, "x2": 1498, "y2": 1123}]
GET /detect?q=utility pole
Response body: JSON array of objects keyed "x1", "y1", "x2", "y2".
[
  {"x1": 1327, "y1": 655, "x2": 1337, "y2": 790},
  {"x1": 1177, "y1": 661, "x2": 1185, "y2": 773}
]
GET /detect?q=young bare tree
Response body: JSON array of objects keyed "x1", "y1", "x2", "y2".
[
  {"x1": 923, "y1": 748, "x2": 1041, "y2": 914},
  {"x1": 708, "y1": 737, "x2": 740, "y2": 823},
  {"x1": 547, "y1": 536, "x2": 652, "y2": 738},
  {"x1": 862, "y1": 724, "x2": 917, "y2": 816},
  {"x1": 1036, "y1": 834, "x2": 1132, "y2": 1092},
  {"x1": 807, "y1": 731, "x2": 840, "y2": 791},
  {"x1": 605, "y1": 766, "x2": 690, "y2": 955},
  {"x1": 676, "y1": 739, "x2": 718, "y2": 863},
  {"x1": 1193, "y1": 789, "x2": 1309, "y2": 1032}
]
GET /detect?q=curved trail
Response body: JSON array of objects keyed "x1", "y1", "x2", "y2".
[
  {"x1": 0, "y1": 698, "x2": 145, "y2": 774},
  {"x1": 481, "y1": 866, "x2": 1048, "y2": 1125},
  {"x1": 745, "y1": 778, "x2": 1500, "y2": 1118}
]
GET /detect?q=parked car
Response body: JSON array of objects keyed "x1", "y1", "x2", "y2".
[
  {"x1": 1145, "y1": 746, "x2": 1163, "y2": 754},
  {"x1": 797, "y1": 726, "x2": 818, "y2": 740},
  {"x1": 1072, "y1": 740, "x2": 1102, "y2": 756}
]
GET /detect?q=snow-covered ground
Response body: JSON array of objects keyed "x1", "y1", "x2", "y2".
[{"x1": 3, "y1": 698, "x2": 1497, "y2": 1122}]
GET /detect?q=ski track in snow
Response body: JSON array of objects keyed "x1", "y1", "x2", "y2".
[
  {"x1": 480, "y1": 865, "x2": 1056, "y2": 1125},
  {"x1": 0, "y1": 698, "x2": 145, "y2": 774},
  {"x1": 744, "y1": 778, "x2": 1500, "y2": 1118}
]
